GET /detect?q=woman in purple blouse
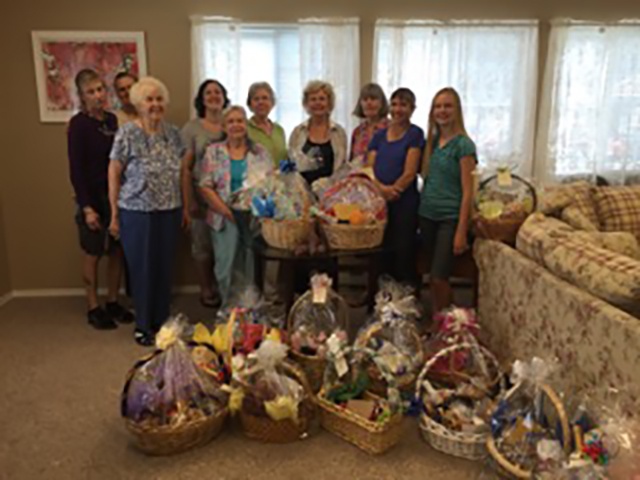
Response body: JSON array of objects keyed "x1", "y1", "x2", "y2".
[{"x1": 67, "y1": 69, "x2": 133, "y2": 331}]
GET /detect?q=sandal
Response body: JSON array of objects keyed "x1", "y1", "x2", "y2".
[
  {"x1": 200, "y1": 295, "x2": 222, "y2": 309},
  {"x1": 134, "y1": 329, "x2": 155, "y2": 347}
]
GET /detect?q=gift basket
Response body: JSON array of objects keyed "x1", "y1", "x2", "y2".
[
  {"x1": 193, "y1": 286, "x2": 285, "y2": 368},
  {"x1": 315, "y1": 172, "x2": 387, "y2": 250},
  {"x1": 486, "y1": 357, "x2": 571, "y2": 479},
  {"x1": 227, "y1": 339, "x2": 315, "y2": 443},
  {"x1": 288, "y1": 274, "x2": 350, "y2": 392},
  {"x1": 423, "y1": 307, "x2": 502, "y2": 390},
  {"x1": 315, "y1": 333, "x2": 405, "y2": 455},
  {"x1": 354, "y1": 278, "x2": 423, "y2": 396},
  {"x1": 252, "y1": 159, "x2": 316, "y2": 250},
  {"x1": 417, "y1": 342, "x2": 503, "y2": 460},
  {"x1": 121, "y1": 317, "x2": 229, "y2": 455},
  {"x1": 532, "y1": 389, "x2": 640, "y2": 479},
  {"x1": 474, "y1": 168, "x2": 537, "y2": 245}
]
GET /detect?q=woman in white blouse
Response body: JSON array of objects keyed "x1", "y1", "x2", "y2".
[{"x1": 288, "y1": 80, "x2": 348, "y2": 185}]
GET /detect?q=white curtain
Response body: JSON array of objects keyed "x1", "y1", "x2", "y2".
[
  {"x1": 299, "y1": 18, "x2": 360, "y2": 136},
  {"x1": 190, "y1": 16, "x2": 241, "y2": 111},
  {"x1": 373, "y1": 19, "x2": 539, "y2": 176},
  {"x1": 535, "y1": 19, "x2": 640, "y2": 185}
]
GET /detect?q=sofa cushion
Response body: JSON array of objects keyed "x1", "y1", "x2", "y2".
[
  {"x1": 516, "y1": 213, "x2": 574, "y2": 264},
  {"x1": 543, "y1": 236, "x2": 640, "y2": 316},
  {"x1": 539, "y1": 181, "x2": 600, "y2": 230},
  {"x1": 573, "y1": 231, "x2": 640, "y2": 261},
  {"x1": 594, "y1": 186, "x2": 640, "y2": 241}
]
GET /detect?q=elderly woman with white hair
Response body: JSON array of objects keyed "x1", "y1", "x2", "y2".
[
  {"x1": 199, "y1": 105, "x2": 273, "y2": 304},
  {"x1": 108, "y1": 76, "x2": 185, "y2": 346},
  {"x1": 288, "y1": 80, "x2": 348, "y2": 184}
]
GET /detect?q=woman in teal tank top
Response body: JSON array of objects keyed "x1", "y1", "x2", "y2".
[{"x1": 419, "y1": 87, "x2": 477, "y2": 315}]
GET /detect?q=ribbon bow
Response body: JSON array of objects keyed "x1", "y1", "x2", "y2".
[{"x1": 279, "y1": 158, "x2": 297, "y2": 173}]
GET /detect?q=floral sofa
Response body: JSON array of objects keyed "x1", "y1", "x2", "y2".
[{"x1": 474, "y1": 182, "x2": 640, "y2": 411}]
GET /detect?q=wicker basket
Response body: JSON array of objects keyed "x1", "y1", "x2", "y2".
[
  {"x1": 316, "y1": 390, "x2": 404, "y2": 455},
  {"x1": 121, "y1": 350, "x2": 228, "y2": 456},
  {"x1": 355, "y1": 321, "x2": 423, "y2": 397},
  {"x1": 486, "y1": 383, "x2": 571, "y2": 479},
  {"x1": 261, "y1": 218, "x2": 313, "y2": 250},
  {"x1": 473, "y1": 173, "x2": 537, "y2": 245},
  {"x1": 238, "y1": 361, "x2": 316, "y2": 443},
  {"x1": 125, "y1": 408, "x2": 228, "y2": 456},
  {"x1": 416, "y1": 342, "x2": 503, "y2": 460},
  {"x1": 287, "y1": 289, "x2": 350, "y2": 393},
  {"x1": 321, "y1": 221, "x2": 386, "y2": 250}
]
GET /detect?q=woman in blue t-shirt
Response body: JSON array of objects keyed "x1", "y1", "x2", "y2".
[
  {"x1": 368, "y1": 88, "x2": 425, "y2": 285},
  {"x1": 419, "y1": 87, "x2": 477, "y2": 314}
]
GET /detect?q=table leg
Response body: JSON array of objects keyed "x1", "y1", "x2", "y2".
[
  {"x1": 254, "y1": 249, "x2": 265, "y2": 295},
  {"x1": 281, "y1": 259, "x2": 296, "y2": 315},
  {"x1": 366, "y1": 252, "x2": 382, "y2": 312}
]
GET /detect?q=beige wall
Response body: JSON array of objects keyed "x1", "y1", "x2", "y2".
[
  {"x1": 3, "y1": 0, "x2": 640, "y2": 290},
  {"x1": 0, "y1": 196, "x2": 11, "y2": 297}
]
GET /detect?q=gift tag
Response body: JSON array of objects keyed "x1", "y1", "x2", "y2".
[
  {"x1": 497, "y1": 168, "x2": 513, "y2": 187},
  {"x1": 312, "y1": 285, "x2": 327, "y2": 304}
]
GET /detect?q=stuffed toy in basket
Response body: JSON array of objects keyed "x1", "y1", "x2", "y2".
[
  {"x1": 288, "y1": 273, "x2": 349, "y2": 392},
  {"x1": 121, "y1": 317, "x2": 229, "y2": 455}
]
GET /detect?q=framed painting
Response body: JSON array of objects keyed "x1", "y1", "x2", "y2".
[{"x1": 31, "y1": 31, "x2": 148, "y2": 122}]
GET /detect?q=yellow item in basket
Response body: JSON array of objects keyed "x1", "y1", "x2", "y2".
[
  {"x1": 264, "y1": 328, "x2": 283, "y2": 343},
  {"x1": 211, "y1": 324, "x2": 229, "y2": 353},
  {"x1": 334, "y1": 203, "x2": 360, "y2": 221},
  {"x1": 227, "y1": 386, "x2": 245, "y2": 413},
  {"x1": 478, "y1": 200, "x2": 504, "y2": 220},
  {"x1": 265, "y1": 395, "x2": 299, "y2": 423},
  {"x1": 193, "y1": 323, "x2": 213, "y2": 345}
]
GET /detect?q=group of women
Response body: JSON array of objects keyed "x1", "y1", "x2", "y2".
[{"x1": 68, "y1": 69, "x2": 476, "y2": 346}]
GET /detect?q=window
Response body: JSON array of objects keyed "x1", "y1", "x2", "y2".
[
  {"x1": 536, "y1": 21, "x2": 640, "y2": 184},
  {"x1": 191, "y1": 17, "x2": 359, "y2": 139},
  {"x1": 373, "y1": 20, "x2": 539, "y2": 175}
]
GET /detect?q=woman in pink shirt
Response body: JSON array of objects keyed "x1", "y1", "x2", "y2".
[{"x1": 349, "y1": 83, "x2": 389, "y2": 167}]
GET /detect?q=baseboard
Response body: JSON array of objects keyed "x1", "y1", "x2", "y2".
[
  {"x1": 0, "y1": 292, "x2": 13, "y2": 308},
  {"x1": 8, "y1": 285, "x2": 200, "y2": 300}
]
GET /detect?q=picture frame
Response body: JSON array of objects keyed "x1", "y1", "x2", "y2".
[{"x1": 31, "y1": 31, "x2": 148, "y2": 123}]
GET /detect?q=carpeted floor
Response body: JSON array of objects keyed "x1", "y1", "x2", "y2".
[{"x1": 0, "y1": 295, "x2": 485, "y2": 480}]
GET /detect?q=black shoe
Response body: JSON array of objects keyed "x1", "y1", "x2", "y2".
[
  {"x1": 106, "y1": 302, "x2": 135, "y2": 324},
  {"x1": 87, "y1": 307, "x2": 118, "y2": 330},
  {"x1": 134, "y1": 329, "x2": 155, "y2": 347}
]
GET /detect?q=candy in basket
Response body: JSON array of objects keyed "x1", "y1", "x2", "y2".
[
  {"x1": 121, "y1": 317, "x2": 229, "y2": 455},
  {"x1": 288, "y1": 273, "x2": 349, "y2": 392},
  {"x1": 486, "y1": 357, "x2": 571, "y2": 479},
  {"x1": 229, "y1": 340, "x2": 315, "y2": 443}
]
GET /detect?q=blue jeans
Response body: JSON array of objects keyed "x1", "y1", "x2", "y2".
[
  {"x1": 119, "y1": 208, "x2": 181, "y2": 334},
  {"x1": 210, "y1": 210, "x2": 255, "y2": 305}
]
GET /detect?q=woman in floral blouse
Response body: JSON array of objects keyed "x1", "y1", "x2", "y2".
[
  {"x1": 108, "y1": 76, "x2": 185, "y2": 346},
  {"x1": 199, "y1": 106, "x2": 273, "y2": 304},
  {"x1": 350, "y1": 83, "x2": 389, "y2": 166}
]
